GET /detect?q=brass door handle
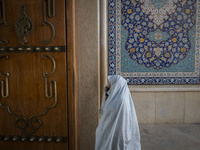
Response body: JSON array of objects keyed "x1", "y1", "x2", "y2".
[
  {"x1": 0, "y1": 55, "x2": 58, "y2": 135},
  {"x1": 43, "y1": 54, "x2": 56, "y2": 98},
  {"x1": 0, "y1": 55, "x2": 9, "y2": 98},
  {"x1": 42, "y1": 0, "x2": 55, "y2": 44},
  {"x1": 0, "y1": 0, "x2": 8, "y2": 45}
]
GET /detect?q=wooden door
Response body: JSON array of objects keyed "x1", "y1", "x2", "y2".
[{"x1": 0, "y1": 0, "x2": 70, "y2": 149}]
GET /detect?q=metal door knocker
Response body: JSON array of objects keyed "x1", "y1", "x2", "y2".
[{"x1": 15, "y1": 5, "x2": 34, "y2": 46}]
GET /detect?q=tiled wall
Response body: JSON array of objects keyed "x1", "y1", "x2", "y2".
[
  {"x1": 132, "y1": 91, "x2": 200, "y2": 124},
  {"x1": 108, "y1": 0, "x2": 200, "y2": 85},
  {"x1": 76, "y1": 0, "x2": 200, "y2": 149}
]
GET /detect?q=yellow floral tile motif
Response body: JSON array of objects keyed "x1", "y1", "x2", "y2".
[{"x1": 108, "y1": 0, "x2": 200, "y2": 85}]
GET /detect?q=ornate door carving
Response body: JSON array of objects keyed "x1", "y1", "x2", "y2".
[{"x1": 0, "y1": 0, "x2": 68, "y2": 149}]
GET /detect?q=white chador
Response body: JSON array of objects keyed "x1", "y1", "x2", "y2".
[{"x1": 95, "y1": 75, "x2": 141, "y2": 150}]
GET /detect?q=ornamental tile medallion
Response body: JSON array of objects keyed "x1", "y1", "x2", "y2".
[{"x1": 108, "y1": 0, "x2": 200, "y2": 85}]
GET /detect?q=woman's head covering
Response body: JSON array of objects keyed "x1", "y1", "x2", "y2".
[{"x1": 95, "y1": 75, "x2": 141, "y2": 150}]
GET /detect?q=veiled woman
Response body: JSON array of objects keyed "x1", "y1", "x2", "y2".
[{"x1": 95, "y1": 75, "x2": 141, "y2": 150}]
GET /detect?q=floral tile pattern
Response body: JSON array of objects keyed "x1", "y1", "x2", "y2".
[{"x1": 108, "y1": 0, "x2": 200, "y2": 85}]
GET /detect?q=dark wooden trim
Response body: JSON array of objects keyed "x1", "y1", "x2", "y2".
[
  {"x1": 66, "y1": 0, "x2": 78, "y2": 149},
  {"x1": 0, "y1": 135, "x2": 68, "y2": 143},
  {"x1": 0, "y1": 46, "x2": 66, "y2": 53}
]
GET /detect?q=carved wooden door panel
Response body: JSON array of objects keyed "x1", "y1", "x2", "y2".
[{"x1": 0, "y1": 0, "x2": 68, "y2": 149}]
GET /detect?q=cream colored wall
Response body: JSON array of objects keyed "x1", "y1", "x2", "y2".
[
  {"x1": 132, "y1": 91, "x2": 200, "y2": 124},
  {"x1": 76, "y1": 0, "x2": 99, "y2": 150}
]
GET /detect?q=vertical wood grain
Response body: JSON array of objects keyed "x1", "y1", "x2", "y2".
[
  {"x1": 67, "y1": 0, "x2": 78, "y2": 149},
  {"x1": 0, "y1": 0, "x2": 70, "y2": 149}
]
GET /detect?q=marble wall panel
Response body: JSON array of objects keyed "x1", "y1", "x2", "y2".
[
  {"x1": 155, "y1": 92, "x2": 185, "y2": 123},
  {"x1": 131, "y1": 92, "x2": 156, "y2": 123},
  {"x1": 185, "y1": 92, "x2": 200, "y2": 123}
]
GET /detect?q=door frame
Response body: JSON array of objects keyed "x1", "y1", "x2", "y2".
[{"x1": 66, "y1": 0, "x2": 78, "y2": 150}]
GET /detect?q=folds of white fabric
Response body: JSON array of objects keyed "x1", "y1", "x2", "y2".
[{"x1": 95, "y1": 75, "x2": 141, "y2": 150}]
